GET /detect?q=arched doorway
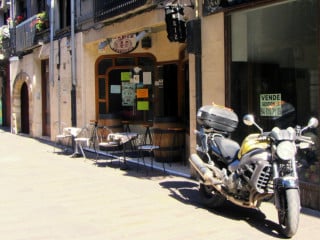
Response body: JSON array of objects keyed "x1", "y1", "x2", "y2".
[
  {"x1": 11, "y1": 72, "x2": 33, "y2": 135},
  {"x1": 20, "y1": 82, "x2": 30, "y2": 134}
]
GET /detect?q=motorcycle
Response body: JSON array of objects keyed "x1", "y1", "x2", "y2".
[{"x1": 189, "y1": 104, "x2": 318, "y2": 238}]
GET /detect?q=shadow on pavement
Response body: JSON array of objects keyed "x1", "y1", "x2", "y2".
[
  {"x1": 301, "y1": 207, "x2": 320, "y2": 218},
  {"x1": 159, "y1": 180, "x2": 286, "y2": 239}
]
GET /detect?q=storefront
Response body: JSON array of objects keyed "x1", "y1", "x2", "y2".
[
  {"x1": 72, "y1": 2, "x2": 195, "y2": 163},
  {"x1": 92, "y1": 36, "x2": 190, "y2": 160},
  {"x1": 202, "y1": 0, "x2": 320, "y2": 208}
]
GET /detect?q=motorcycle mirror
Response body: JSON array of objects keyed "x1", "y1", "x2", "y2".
[
  {"x1": 308, "y1": 117, "x2": 319, "y2": 129},
  {"x1": 243, "y1": 114, "x2": 255, "y2": 126},
  {"x1": 243, "y1": 114, "x2": 264, "y2": 133}
]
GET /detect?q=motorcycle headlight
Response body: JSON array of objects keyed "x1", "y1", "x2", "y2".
[{"x1": 276, "y1": 141, "x2": 296, "y2": 161}]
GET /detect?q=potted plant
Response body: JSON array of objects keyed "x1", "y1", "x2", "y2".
[
  {"x1": 34, "y1": 11, "x2": 49, "y2": 32},
  {"x1": 0, "y1": 25, "x2": 10, "y2": 51},
  {"x1": 6, "y1": 15, "x2": 24, "y2": 27}
]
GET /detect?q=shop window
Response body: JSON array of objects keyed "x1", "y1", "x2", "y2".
[
  {"x1": 228, "y1": 0, "x2": 319, "y2": 184},
  {"x1": 96, "y1": 55, "x2": 185, "y2": 124},
  {"x1": 96, "y1": 54, "x2": 156, "y2": 122}
]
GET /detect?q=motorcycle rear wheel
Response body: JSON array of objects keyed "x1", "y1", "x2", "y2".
[
  {"x1": 199, "y1": 183, "x2": 226, "y2": 209},
  {"x1": 277, "y1": 189, "x2": 300, "y2": 238}
]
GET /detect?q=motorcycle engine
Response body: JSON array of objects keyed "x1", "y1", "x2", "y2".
[{"x1": 236, "y1": 149, "x2": 273, "y2": 194}]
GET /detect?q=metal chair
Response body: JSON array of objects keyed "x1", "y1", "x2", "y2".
[
  {"x1": 53, "y1": 121, "x2": 72, "y2": 153},
  {"x1": 73, "y1": 124, "x2": 98, "y2": 160},
  {"x1": 136, "y1": 128, "x2": 163, "y2": 173},
  {"x1": 95, "y1": 126, "x2": 122, "y2": 166}
]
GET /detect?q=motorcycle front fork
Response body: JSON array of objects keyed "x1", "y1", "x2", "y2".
[{"x1": 272, "y1": 160, "x2": 299, "y2": 210}]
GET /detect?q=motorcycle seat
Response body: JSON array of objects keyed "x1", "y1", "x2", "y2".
[{"x1": 214, "y1": 136, "x2": 240, "y2": 163}]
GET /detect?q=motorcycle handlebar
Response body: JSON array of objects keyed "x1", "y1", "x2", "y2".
[{"x1": 296, "y1": 135, "x2": 314, "y2": 144}]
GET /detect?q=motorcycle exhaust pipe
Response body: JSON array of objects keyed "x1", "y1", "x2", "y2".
[
  {"x1": 190, "y1": 153, "x2": 261, "y2": 209},
  {"x1": 189, "y1": 153, "x2": 222, "y2": 185}
]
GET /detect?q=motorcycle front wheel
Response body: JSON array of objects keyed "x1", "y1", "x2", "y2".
[
  {"x1": 199, "y1": 183, "x2": 226, "y2": 209},
  {"x1": 277, "y1": 189, "x2": 300, "y2": 238}
]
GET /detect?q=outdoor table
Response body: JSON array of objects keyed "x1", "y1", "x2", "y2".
[{"x1": 106, "y1": 132, "x2": 138, "y2": 170}]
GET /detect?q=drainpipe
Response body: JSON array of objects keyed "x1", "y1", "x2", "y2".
[
  {"x1": 195, "y1": 38, "x2": 202, "y2": 111},
  {"x1": 49, "y1": 0, "x2": 54, "y2": 87},
  {"x1": 57, "y1": 39, "x2": 61, "y2": 131},
  {"x1": 194, "y1": 0, "x2": 202, "y2": 111},
  {"x1": 70, "y1": 0, "x2": 77, "y2": 127}
]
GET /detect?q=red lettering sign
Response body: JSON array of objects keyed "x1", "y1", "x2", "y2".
[{"x1": 109, "y1": 34, "x2": 139, "y2": 54}]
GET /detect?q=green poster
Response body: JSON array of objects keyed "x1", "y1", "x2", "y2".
[
  {"x1": 121, "y1": 72, "x2": 131, "y2": 81},
  {"x1": 260, "y1": 93, "x2": 282, "y2": 117},
  {"x1": 137, "y1": 101, "x2": 149, "y2": 110}
]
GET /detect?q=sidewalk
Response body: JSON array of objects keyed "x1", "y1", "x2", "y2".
[
  {"x1": 1, "y1": 127, "x2": 320, "y2": 240},
  {"x1": 84, "y1": 146, "x2": 191, "y2": 178},
  {"x1": 51, "y1": 127, "x2": 191, "y2": 178}
]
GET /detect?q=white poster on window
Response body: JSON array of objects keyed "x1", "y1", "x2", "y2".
[
  {"x1": 122, "y1": 82, "x2": 135, "y2": 106},
  {"x1": 110, "y1": 85, "x2": 121, "y2": 94},
  {"x1": 260, "y1": 93, "x2": 282, "y2": 117},
  {"x1": 143, "y1": 72, "x2": 152, "y2": 85},
  {"x1": 133, "y1": 75, "x2": 140, "y2": 84}
]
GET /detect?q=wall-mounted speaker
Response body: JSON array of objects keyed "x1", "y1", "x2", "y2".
[
  {"x1": 141, "y1": 36, "x2": 152, "y2": 48},
  {"x1": 186, "y1": 19, "x2": 201, "y2": 54}
]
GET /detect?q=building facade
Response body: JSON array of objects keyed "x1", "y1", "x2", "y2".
[{"x1": 1, "y1": 0, "x2": 319, "y2": 209}]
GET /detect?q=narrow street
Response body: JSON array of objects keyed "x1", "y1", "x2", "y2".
[{"x1": 1, "y1": 127, "x2": 320, "y2": 240}]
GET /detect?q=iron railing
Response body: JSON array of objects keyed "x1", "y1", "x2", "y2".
[
  {"x1": 15, "y1": 13, "x2": 49, "y2": 53},
  {"x1": 15, "y1": 15, "x2": 38, "y2": 53},
  {"x1": 94, "y1": 0, "x2": 149, "y2": 22}
]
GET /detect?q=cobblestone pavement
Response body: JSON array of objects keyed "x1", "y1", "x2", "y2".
[{"x1": 1, "y1": 128, "x2": 320, "y2": 240}]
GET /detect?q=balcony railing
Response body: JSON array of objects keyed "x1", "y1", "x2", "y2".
[
  {"x1": 94, "y1": 0, "x2": 150, "y2": 22},
  {"x1": 15, "y1": 13, "x2": 49, "y2": 53},
  {"x1": 15, "y1": 15, "x2": 38, "y2": 53}
]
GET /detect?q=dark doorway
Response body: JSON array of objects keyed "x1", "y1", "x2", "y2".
[
  {"x1": 156, "y1": 63, "x2": 178, "y2": 118},
  {"x1": 42, "y1": 60, "x2": 50, "y2": 136},
  {"x1": 21, "y1": 82, "x2": 30, "y2": 134}
]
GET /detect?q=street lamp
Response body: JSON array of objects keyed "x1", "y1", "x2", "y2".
[{"x1": 165, "y1": 4, "x2": 186, "y2": 43}]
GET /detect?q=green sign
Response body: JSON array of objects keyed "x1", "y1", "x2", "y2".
[
  {"x1": 260, "y1": 93, "x2": 282, "y2": 117},
  {"x1": 121, "y1": 72, "x2": 131, "y2": 81}
]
